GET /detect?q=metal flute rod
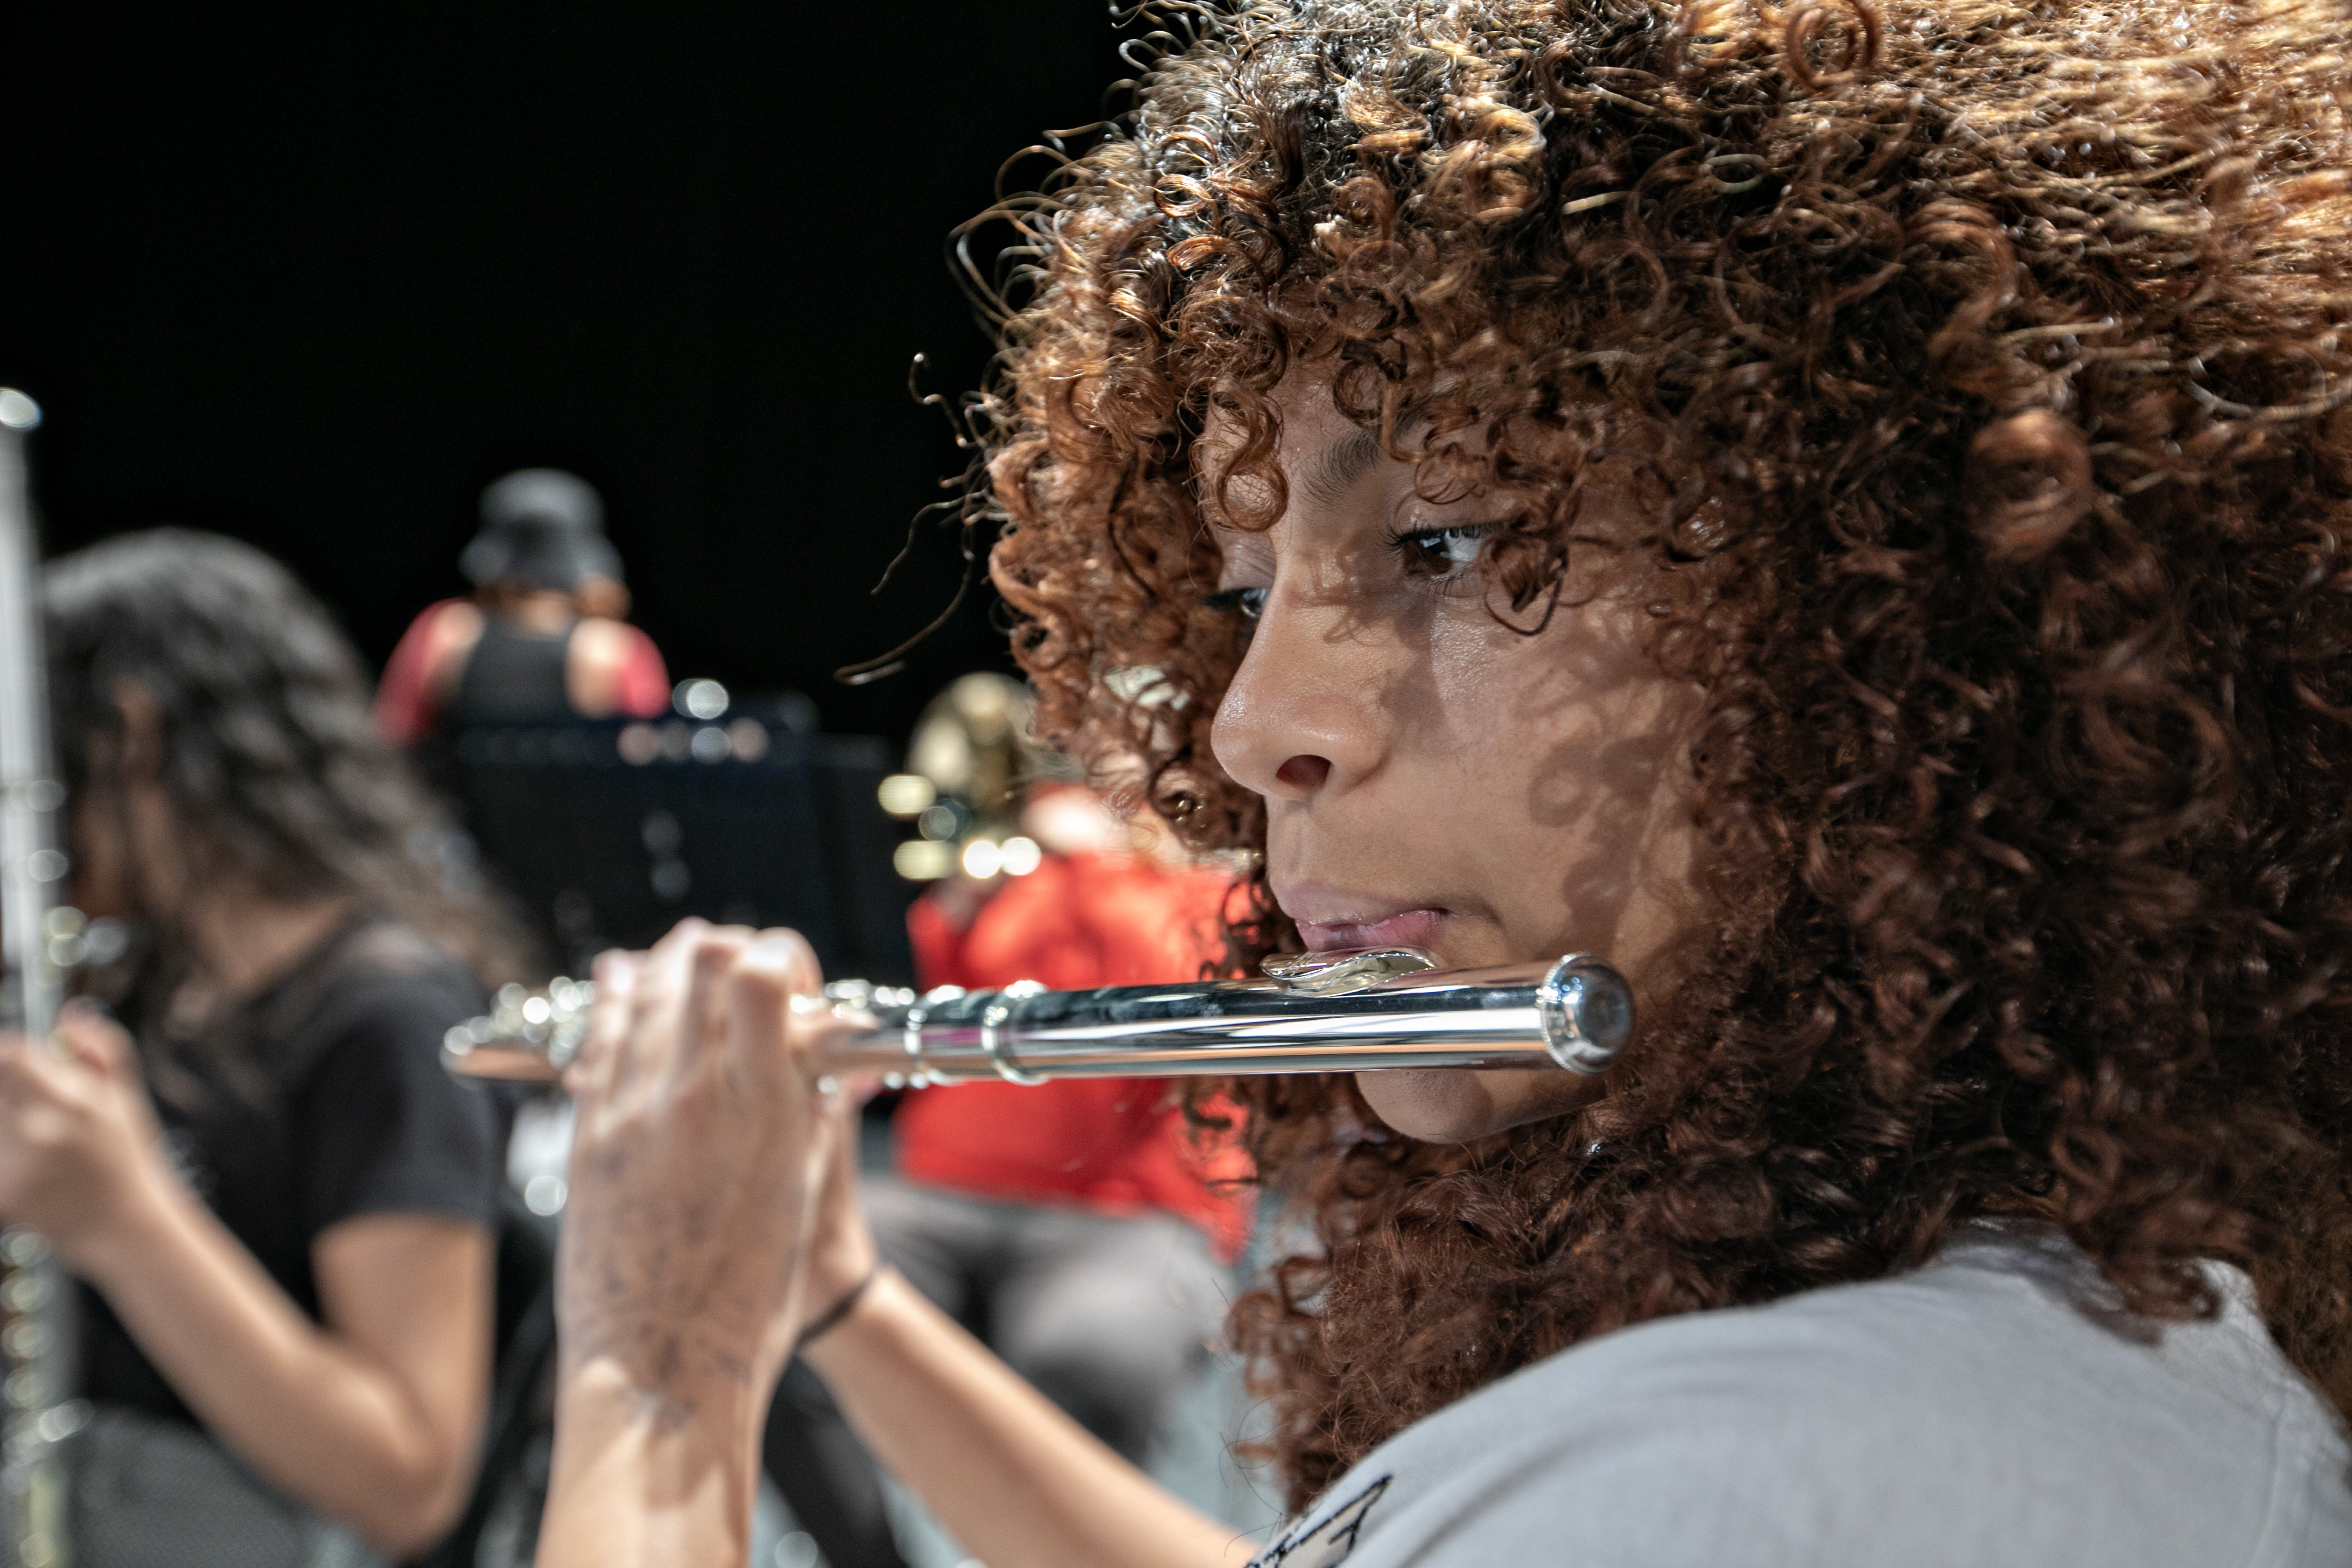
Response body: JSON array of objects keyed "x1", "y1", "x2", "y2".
[
  {"x1": 443, "y1": 947, "x2": 1635, "y2": 1087},
  {"x1": 0, "y1": 389, "x2": 75, "y2": 1568}
]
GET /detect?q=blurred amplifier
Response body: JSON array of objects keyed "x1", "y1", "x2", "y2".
[{"x1": 448, "y1": 696, "x2": 914, "y2": 985}]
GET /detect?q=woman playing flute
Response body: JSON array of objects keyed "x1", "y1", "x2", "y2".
[
  {"x1": 537, "y1": 2, "x2": 2352, "y2": 1563},
  {"x1": 0, "y1": 532, "x2": 522, "y2": 1564}
]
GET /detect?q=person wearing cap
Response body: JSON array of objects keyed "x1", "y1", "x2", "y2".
[{"x1": 374, "y1": 468, "x2": 669, "y2": 742}]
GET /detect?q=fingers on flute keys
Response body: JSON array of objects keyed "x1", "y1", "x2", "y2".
[
  {"x1": 686, "y1": 926, "x2": 757, "y2": 1079},
  {"x1": 572, "y1": 917, "x2": 712, "y2": 1104},
  {"x1": 727, "y1": 929, "x2": 823, "y2": 1096},
  {"x1": 567, "y1": 948, "x2": 640, "y2": 1102},
  {"x1": 569, "y1": 919, "x2": 829, "y2": 1108},
  {"x1": 625, "y1": 918, "x2": 707, "y2": 1093}
]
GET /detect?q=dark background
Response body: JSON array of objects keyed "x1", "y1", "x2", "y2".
[{"x1": 0, "y1": 3, "x2": 1144, "y2": 748}]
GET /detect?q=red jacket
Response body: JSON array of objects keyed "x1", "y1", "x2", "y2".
[{"x1": 896, "y1": 851, "x2": 1254, "y2": 1259}]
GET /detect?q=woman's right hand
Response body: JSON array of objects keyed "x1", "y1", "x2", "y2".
[
  {"x1": 555, "y1": 918, "x2": 874, "y2": 1414},
  {"x1": 543, "y1": 918, "x2": 1249, "y2": 1568},
  {"x1": 0, "y1": 1003, "x2": 175, "y2": 1274}
]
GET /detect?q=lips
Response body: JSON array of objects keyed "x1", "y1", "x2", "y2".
[{"x1": 1286, "y1": 903, "x2": 1452, "y2": 954}]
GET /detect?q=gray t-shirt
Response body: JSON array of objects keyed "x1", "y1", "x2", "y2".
[{"x1": 1251, "y1": 1222, "x2": 2351, "y2": 1567}]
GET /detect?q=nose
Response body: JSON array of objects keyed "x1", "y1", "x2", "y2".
[{"x1": 1210, "y1": 590, "x2": 1387, "y2": 805}]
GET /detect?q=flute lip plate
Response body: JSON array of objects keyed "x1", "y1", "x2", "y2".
[{"x1": 1260, "y1": 945, "x2": 1443, "y2": 995}]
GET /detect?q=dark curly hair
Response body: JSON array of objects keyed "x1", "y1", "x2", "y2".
[
  {"x1": 979, "y1": 0, "x2": 2352, "y2": 1505},
  {"x1": 45, "y1": 529, "x2": 530, "y2": 1006}
]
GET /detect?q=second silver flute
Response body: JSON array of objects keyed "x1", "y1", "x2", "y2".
[{"x1": 442, "y1": 946, "x2": 1635, "y2": 1086}]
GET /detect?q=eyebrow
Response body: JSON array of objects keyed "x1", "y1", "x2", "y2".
[{"x1": 1299, "y1": 427, "x2": 1386, "y2": 511}]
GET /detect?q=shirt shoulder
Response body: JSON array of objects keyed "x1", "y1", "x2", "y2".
[
  {"x1": 282, "y1": 927, "x2": 502, "y2": 1238},
  {"x1": 1268, "y1": 1226, "x2": 2352, "y2": 1568},
  {"x1": 372, "y1": 599, "x2": 480, "y2": 742}
]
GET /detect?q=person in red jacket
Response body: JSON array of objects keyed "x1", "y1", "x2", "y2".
[
  {"x1": 763, "y1": 673, "x2": 1250, "y2": 1568},
  {"x1": 374, "y1": 468, "x2": 668, "y2": 742}
]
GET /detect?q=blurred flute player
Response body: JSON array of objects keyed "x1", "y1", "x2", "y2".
[
  {"x1": 540, "y1": 3, "x2": 2352, "y2": 1566},
  {"x1": 375, "y1": 467, "x2": 669, "y2": 740},
  {"x1": 0, "y1": 531, "x2": 522, "y2": 1566}
]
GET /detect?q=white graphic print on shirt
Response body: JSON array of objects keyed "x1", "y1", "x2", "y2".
[{"x1": 1250, "y1": 1477, "x2": 1389, "y2": 1568}]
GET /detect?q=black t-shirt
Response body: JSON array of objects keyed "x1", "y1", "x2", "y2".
[{"x1": 78, "y1": 920, "x2": 504, "y2": 1427}]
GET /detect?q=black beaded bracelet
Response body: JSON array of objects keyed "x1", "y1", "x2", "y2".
[{"x1": 795, "y1": 1263, "x2": 886, "y2": 1354}]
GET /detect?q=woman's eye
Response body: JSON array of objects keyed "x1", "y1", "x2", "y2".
[
  {"x1": 1203, "y1": 586, "x2": 1268, "y2": 621},
  {"x1": 1387, "y1": 524, "x2": 1490, "y2": 580}
]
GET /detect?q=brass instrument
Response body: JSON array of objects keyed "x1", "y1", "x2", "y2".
[
  {"x1": 0, "y1": 389, "x2": 76, "y2": 1568},
  {"x1": 443, "y1": 945, "x2": 1634, "y2": 1086}
]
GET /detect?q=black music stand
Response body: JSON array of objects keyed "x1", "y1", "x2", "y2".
[{"x1": 448, "y1": 698, "x2": 915, "y2": 985}]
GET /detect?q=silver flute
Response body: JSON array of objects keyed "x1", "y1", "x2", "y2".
[
  {"x1": 0, "y1": 388, "x2": 77, "y2": 1568},
  {"x1": 442, "y1": 945, "x2": 1634, "y2": 1086}
]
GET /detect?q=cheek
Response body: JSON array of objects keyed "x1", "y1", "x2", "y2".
[
  {"x1": 1419, "y1": 609, "x2": 1691, "y2": 926},
  {"x1": 1423, "y1": 607, "x2": 1654, "y2": 790},
  {"x1": 1424, "y1": 610, "x2": 1529, "y2": 732}
]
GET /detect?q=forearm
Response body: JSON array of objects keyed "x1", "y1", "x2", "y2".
[
  {"x1": 77, "y1": 1179, "x2": 467, "y2": 1550},
  {"x1": 538, "y1": 1358, "x2": 768, "y2": 1567},
  {"x1": 805, "y1": 1270, "x2": 1256, "y2": 1568}
]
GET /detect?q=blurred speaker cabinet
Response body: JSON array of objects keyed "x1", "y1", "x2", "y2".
[{"x1": 447, "y1": 700, "x2": 915, "y2": 985}]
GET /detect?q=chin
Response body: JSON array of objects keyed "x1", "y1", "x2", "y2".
[{"x1": 1354, "y1": 1066, "x2": 1605, "y2": 1144}]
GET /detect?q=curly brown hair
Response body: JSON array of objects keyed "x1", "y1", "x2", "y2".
[{"x1": 980, "y1": 0, "x2": 2352, "y2": 1505}]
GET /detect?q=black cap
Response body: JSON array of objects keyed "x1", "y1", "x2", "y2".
[{"x1": 461, "y1": 469, "x2": 623, "y2": 591}]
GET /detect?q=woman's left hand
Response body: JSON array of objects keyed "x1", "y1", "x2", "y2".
[{"x1": 0, "y1": 1002, "x2": 172, "y2": 1267}]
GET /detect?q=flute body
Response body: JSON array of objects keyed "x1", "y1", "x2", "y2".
[
  {"x1": 443, "y1": 947, "x2": 1634, "y2": 1086},
  {"x1": 0, "y1": 390, "x2": 76, "y2": 1568}
]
